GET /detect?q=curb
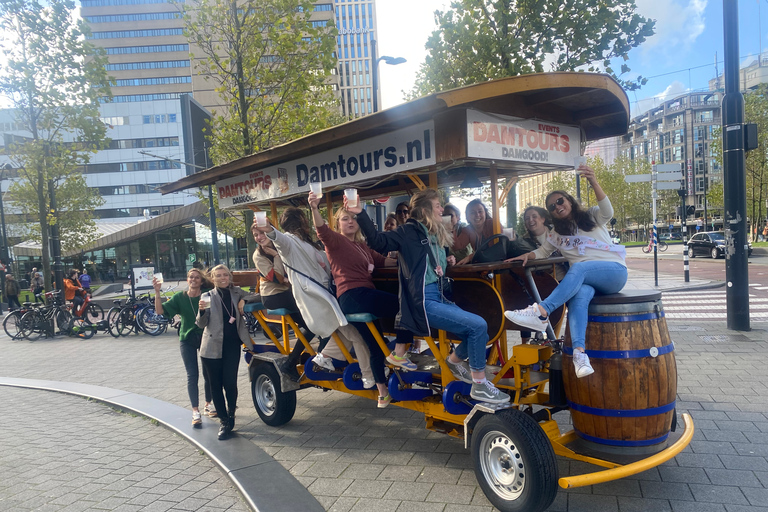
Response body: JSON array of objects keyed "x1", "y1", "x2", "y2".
[{"x1": 0, "y1": 377, "x2": 324, "y2": 512}]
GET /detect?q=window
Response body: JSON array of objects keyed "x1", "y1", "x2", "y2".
[
  {"x1": 109, "y1": 93, "x2": 183, "y2": 102},
  {"x1": 98, "y1": 184, "x2": 163, "y2": 195},
  {"x1": 82, "y1": 0, "x2": 184, "y2": 5},
  {"x1": 142, "y1": 114, "x2": 178, "y2": 124},
  {"x1": 88, "y1": 29, "x2": 184, "y2": 40},
  {"x1": 84, "y1": 12, "x2": 180, "y2": 23},
  {"x1": 85, "y1": 160, "x2": 182, "y2": 173},
  {"x1": 115, "y1": 76, "x2": 191, "y2": 87},
  {"x1": 108, "y1": 137, "x2": 179, "y2": 149},
  {"x1": 105, "y1": 44, "x2": 188, "y2": 55},
  {"x1": 106, "y1": 60, "x2": 189, "y2": 71},
  {"x1": 100, "y1": 116, "x2": 129, "y2": 126}
]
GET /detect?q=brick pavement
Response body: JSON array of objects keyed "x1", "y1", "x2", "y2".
[
  {"x1": 0, "y1": 386, "x2": 249, "y2": 512},
  {"x1": 2, "y1": 313, "x2": 768, "y2": 511}
]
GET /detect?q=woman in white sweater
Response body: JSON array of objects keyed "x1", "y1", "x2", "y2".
[{"x1": 504, "y1": 166, "x2": 627, "y2": 378}]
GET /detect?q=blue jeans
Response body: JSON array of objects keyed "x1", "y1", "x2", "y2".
[
  {"x1": 539, "y1": 261, "x2": 627, "y2": 351},
  {"x1": 424, "y1": 283, "x2": 488, "y2": 372},
  {"x1": 180, "y1": 341, "x2": 212, "y2": 409}
]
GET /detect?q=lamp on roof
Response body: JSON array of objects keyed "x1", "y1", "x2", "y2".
[{"x1": 460, "y1": 169, "x2": 483, "y2": 189}]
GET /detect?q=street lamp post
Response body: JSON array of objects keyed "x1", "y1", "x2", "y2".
[
  {"x1": 370, "y1": 39, "x2": 406, "y2": 113},
  {"x1": 0, "y1": 165, "x2": 11, "y2": 268}
]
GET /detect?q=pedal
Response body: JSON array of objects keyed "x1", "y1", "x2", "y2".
[
  {"x1": 387, "y1": 371, "x2": 434, "y2": 401},
  {"x1": 342, "y1": 362, "x2": 367, "y2": 390},
  {"x1": 441, "y1": 380, "x2": 476, "y2": 415},
  {"x1": 303, "y1": 356, "x2": 346, "y2": 381}
]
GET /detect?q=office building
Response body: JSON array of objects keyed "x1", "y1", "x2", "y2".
[{"x1": 333, "y1": 0, "x2": 379, "y2": 117}]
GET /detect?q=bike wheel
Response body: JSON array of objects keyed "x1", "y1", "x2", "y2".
[
  {"x1": 55, "y1": 308, "x2": 73, "y2": 334},
  {"x1": 642, "y1": 244, "x2": 650, "y2": 253},
  {"x1": 117, "y1": 308, "x2": 136, "y2": 336},
  {"x1": 659, "y1": 241, "x2": 668, "y2": 252},
  {"x1": 106, "y1": 307, "x2": 121, "y2": 338},
  {"x1": 84, "y1": 303, "x2": 104, "y2": 323},
  {"x1": 137, "y1": 307, "x2": 166, "y2": 336},
  {"x1": 20, "y1": 311, "x2": 42, "y2": 341},
  {"x1": 4, "y1": 311, "x2": 26, "y2": 339},
  {"x1": 71, "y1": 318, "x2": 96, "y2": 340}
]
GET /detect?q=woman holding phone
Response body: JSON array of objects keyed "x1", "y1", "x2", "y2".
[{"x1": 196, "y1": 265, "x2": 256, "y2": 440}]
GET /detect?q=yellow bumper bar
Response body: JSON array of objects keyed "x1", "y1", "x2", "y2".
[{"x1": 558, "y1": 413, "x2": 694, "y2": 489}]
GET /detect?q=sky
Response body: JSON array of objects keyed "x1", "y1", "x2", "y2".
[{"x1": 374, "y1": 0, "x2": 768, "y2": 117}]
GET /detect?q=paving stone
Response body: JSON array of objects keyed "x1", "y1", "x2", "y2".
[{"x1": 688, "y1": 484, "x2": 750, "y2": 505}]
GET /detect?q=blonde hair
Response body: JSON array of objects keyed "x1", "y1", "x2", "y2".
[
  {"x1": 208, "y1": 264, "x2": 233, "y2": 286},
  {"x1": 410, "y1": 189, "x2": 453, "y2": 247},
  {"x1": 333, "y1": 208, "x2": 365, "y2": 243},
  {"x1": 187, "y1": 268, "x2": 213, "y2": 289}
]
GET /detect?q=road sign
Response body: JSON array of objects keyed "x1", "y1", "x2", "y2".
[
  {"x1": 625, "y1": 174, "x2": 652, "y2": 183},
  {"x1": 656, "y1": 182, "x2": 682, "y2": 190},
  {"x1": 655, "y1": 171, "x2": 684, "y2": 181},
  {"x1": 653, "y1": 164, "x2": 681, "y2": 173}
]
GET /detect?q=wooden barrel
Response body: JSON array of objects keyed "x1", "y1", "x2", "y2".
[{"x1": 564, "y1": 290, "x2": 677, "y2": 449}]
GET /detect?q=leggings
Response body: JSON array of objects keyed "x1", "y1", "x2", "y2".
[
  {"x1": 180, "y1": 341, "x2": 212, "y2": 409},
  {"x1": 201, "y1": 336, "x2": 242, "y2": 423}
]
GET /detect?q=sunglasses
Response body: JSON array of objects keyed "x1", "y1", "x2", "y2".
[
  {"x1": 547, "y1": 197, "x2": 566, "y2": 212},
  {"x1": 396, "y1": 209, "x2": 409, "y2": 214}
]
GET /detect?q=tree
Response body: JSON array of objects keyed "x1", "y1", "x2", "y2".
[
  {"x1": 0, "y1": 0, "x2": 111, "y2": 289},
  {"x1": 744, "y1": 84, "x2": 768, "y2": 238},
  {"x1": 408, "y1": 0, "x2": 655, "y2": 98}
]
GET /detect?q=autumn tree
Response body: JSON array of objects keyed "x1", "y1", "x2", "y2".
[
  {"x1": 181, "y1": 0, "x2": 342, "y2": 254},
  {"x1": 409, "y1": 0, "x2": 655, "y2": 99},
  {"x1": 0, "y1": 0, "x2": 111, "y2": 289}
]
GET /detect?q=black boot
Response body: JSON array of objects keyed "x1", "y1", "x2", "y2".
[
  {"x1": 218, "y1": 419, "x2": 232, "y2": 440},
  {"x1": 279, "y1": 342, "x2": 305, "y2": 382}
]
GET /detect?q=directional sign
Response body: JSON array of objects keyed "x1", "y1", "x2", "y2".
[
  {"x1": 653, "y1": 164, "x2": 681, "y2": 173},
  {"x1": 656, "y1": 171, "x2": 683, "y2": 181},
  {"x1": 656, "y1": 182, "x2": 682, "y2": 190},
  {"x1": 625, "y1": 174, "x2": 652, "y2": 183}
]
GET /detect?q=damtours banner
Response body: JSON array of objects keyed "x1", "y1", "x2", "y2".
[
  {"x1": 216, "y1": 121, "x2": 436, "y2": 209},
  {"x1": 466, "y1": 109, "x2": 580, "y2": 166}
]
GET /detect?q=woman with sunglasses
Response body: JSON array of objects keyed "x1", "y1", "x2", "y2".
[
  {"x1": 394, "y1": 202, "x2": 410, "y2": 225},
  {"x1": 504, "y1": 166, "x2": 627, "y2": 378}
]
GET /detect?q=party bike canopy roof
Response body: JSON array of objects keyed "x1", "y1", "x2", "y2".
[{"x1": 159, "y1": 72, "x2": 629, "y2": 210}]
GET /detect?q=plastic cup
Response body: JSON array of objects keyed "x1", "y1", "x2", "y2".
[
  {"x1": 441, "y1": 215, "x2": 453, "y2": 227},
  {"x1": 255, "y1": 211, "x2": 268, "y2": 227},
  {"x1": 503, "y1": 227, "x2": 516, "y2": 240},
  {"x1": 309, "y1": 181, "x2": 323, "y2": 198},
  {"x1": 153, "y1": 272, "x2": 164, "y2": 284},
  {"x1": 344, "y1": 188, "x2": 358, "y2": 208},
  {"x1": 199, "y1": 292, "x2": 210, "y2": 310},
  {"x1": 574, "y1": 156, "x2": 587, "y2": 175}
]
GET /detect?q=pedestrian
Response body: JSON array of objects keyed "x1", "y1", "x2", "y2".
[
  {"x1": 5, "y1": 274, "x2": 21, "y2": 311},
  {"x1": 762, "y1": 223, "x2": 768, "y2": 242},
  {"x1": 30, "y1": 271, "x2": 44, "y2": 303},
  {"x1": 79, "y1": 269, "x2": 91, "y2": 295},
  {"x1": 63, "y1": 269, "x2": 85, "y2": 316},
  {"x1": 196, "y1": 264, "x2": 257, "y2": 440},
  {"x1": 504, "y1": 165, "x2": 627, "y2": 378},
  {"x1": 153, "y1": 269, "x2": 216, "y2": 428}
]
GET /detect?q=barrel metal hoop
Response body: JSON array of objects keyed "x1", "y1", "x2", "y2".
[
  {"x1": 587, "y1": 311, "x2": 665, "y2": 323},
  {"x1": 567, "y1": 399, "x2": 676, "y2": 418},
  {"x1": 588, "y1": 300, "x2": 664, "y2": 315},
  {"x1": 574, "y1": 429, "x2": 671, "y2": 447},
  {"x1": 563, "y1": 342, "x2": 675, "y2": 359}
]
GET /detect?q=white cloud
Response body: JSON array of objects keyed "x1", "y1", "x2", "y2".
[
  {"x1": 635, "y1": 0, "x2": 707, "y2": 57},
  {"x1": 633, "y1": 80, "x2": 688, "y2": 115}
]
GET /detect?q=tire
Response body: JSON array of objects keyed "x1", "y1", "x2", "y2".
[
  {"x1": 84, "y1": 303, "x2": 104, "y2": 323},
  {"x1": 711, "y1": 247, "x2": 720, "y2": 259},
  {"x1": 4, "y1": 311, "x2": 26, "y2": 339},
  {"x1": 471, "y1": 409, "x2": 558, "y2": 512},
  {"x1": 642, "y1": 245, "x2": 650, "y2": 254},
  {"x1": 251, "y1": 363, "x2": 297, "y2": 427},
  {"x1": 658, "y1": 241, "x2": 668, "y2": 252},
  {"x1": 20, "y1": 311, "x2": 42, "y2": 341},
  {"x1": 106, "y1": 307, "x2": 121, "y2": 338},
  {"x1": 71, "y1": 318, "x2": 95, "y2": 339},
  {"x1": 137, "y1": 307, "x2": 166, "y2": 336},
  {"x1": 55, "y1": 308, "x2": 73, "y2": 334},
  {"x1": 117, "y1": 308, "x2": 136, "y2": 336},
  {"x1": 688, "y1": 247, "x2": 695, "y2": 258}
]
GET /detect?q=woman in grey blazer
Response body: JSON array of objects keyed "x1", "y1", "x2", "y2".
[{"x1": 196, "y1": 264, "x2": 256, "y2": 440}]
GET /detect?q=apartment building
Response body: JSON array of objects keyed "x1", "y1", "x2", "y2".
[{"x1": 334, "y1": 0, "x2": 379, "y2": 118}]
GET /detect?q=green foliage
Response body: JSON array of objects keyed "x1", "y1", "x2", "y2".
[
  {"x1": 744, "y1": 84, "x2": 768, "y2": 234},
  {"x1": 181, "y1": 0, "x2": 343, "y2": 163},
  {"x1": 0, "y1": 0, "x2": 111, "y2": 289},
  {"x1": 195, "y1": 188, "x2": 247, "y2": 238},
  {"x1": 408, "y1": 0, "x2": 655, "y2": 98}
]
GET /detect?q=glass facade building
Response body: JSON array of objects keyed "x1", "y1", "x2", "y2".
[{"x1": 334, "y1": 0, "x2": 378, "y2": 118}]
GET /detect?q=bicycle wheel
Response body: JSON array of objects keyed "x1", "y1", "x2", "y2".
[
  {"x1": 20, "y1": 311, "x2": 42, "y2": 341},
  {"x1": 4, "y1": 311, "x2": 26, "y2": 339},
  {"x1": 137, "y1": 307, "x2": 167, "y2": 336},
  {"x1": 71, "y1": 318, "x2": 96, "y2": 340},
  {"x1": 106, "y1": 307, "x2": 122, "y2": 338},
  {"x1": 84, "y1": 303, "x2": 104, "y2": 323},
  {"x1": 659, "y1": 241, "x2": 668, "y2": 252},
  {"x1": 642, "y1": 244, "x2": 650, "y2": 254},
  {"x1": 117, "y1": 307, "x2": 136, "y2": 336},
  {"x1": 55, "y1": 308, "x2": 73, "y2": 334}
]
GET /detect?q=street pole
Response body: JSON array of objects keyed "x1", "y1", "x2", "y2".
[
  {"x1": 652, "y1": 177, "x2": 658, "y2": 287},
  {"x1": 722, "y1": 0, "x2": 750, "y2": 331},
  {"x1": 208, "y1": 184, "x2": 219, "y2": 265},
  {"x1": 0, "y1": 172, "x2": 10, "y2": 266},
  {"x1": 371, "y1": 38, "x2": 379, "y2": 113},
  {"x1": 48, "y1": 179, "x2": 64, "y2": 298},
  {"x1": 679, "y1": 189, "x2": 689, "y2": 282}
]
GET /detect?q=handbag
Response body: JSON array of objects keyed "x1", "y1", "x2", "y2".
[
  {"x1": 506, "y1": 237, "x2": 538, "y2": 259},
  {"x1": 473, "y1": 234, "x2": 510, "y2": 263}
]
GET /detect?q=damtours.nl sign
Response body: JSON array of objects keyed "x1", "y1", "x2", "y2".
[
  {"x1": 466, "y1": 109, "x2": 580, "y2": 166},
  {"x1": 216, "y1": 121, "x2": 436, "y2": 209}
]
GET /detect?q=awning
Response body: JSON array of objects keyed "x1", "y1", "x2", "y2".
[{"x1": 13, "y1": 201, "x2": 208, "y2": 258}]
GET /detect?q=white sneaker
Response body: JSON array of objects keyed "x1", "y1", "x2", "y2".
[
  {"x1": 573, "y1": 350, "x2": 594, "y2": 378},
  {"x1": 504, "y1": 304, "x2": 548, "y2": 332},
  {"x1": 313, "y1": 353, "x2": 335, "y2": 372}
]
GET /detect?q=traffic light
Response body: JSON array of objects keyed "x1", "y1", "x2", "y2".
[{"x1": 686, "y1": 205, "x2": 695, "y2": 216}]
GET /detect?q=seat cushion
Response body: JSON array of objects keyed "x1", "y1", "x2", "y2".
[
  {"x1": 345, "y1": 313, "x2": 378, "y2": 323},
  {"x1": 590, "y1": 290, "x2": 662, "y2": 305}
]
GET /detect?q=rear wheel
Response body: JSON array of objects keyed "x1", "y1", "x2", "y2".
[
  {"x1": 711, "y1": 247, "x2": 720, "y2": 259},
  {"x1": 137, "y1": 307, "x2": 166, "y2": 336},
  {"x1": 117, "y1": 308, "x2": 136, "y2": 336},
  {"x1": 251, "y1": 363, "x2": 296, "y2": 426},
  {"x1": 84, "y1": 303, "x2": 104, "y2": 323},
  {"x1": 471, "y1": 409, "x2": 558, "y2": 512},
  {"x1": 20, "y1": 311, "x2": 42, "y2": 341},
  {"x1": 71, "y1": 318, "x2": 95, "y2": 339},
  {"x1": 658, "y1": 241, "x2": 668, "y2": 252},
  {"x1": 106, "y1": 307, "x2": 121, "y2": 337}
]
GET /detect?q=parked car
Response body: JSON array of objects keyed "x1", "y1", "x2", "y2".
[{"x1": 687, "y1": 231, "x2": 753, "y2": 258}]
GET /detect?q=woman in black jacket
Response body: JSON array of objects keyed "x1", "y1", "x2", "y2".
[{"x1": 348, "y1": 189, "x2": 509, "y2": 405}]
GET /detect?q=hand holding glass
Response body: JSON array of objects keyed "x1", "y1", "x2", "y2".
[
  {"x1": 255, "y1": 211, "x2": 268, "y2": 227},
  {"x1": 574, "y1": 156, "x2": 587, "y2": 175},
  {"x1": 153, "y1": 272, "x2": 163, "y2": 284},
  {"x1": 199, "y1": 292, "x2": 210, "y2": 310},
  {"x1": 344, "y1": 188, "x2": 358, "y2": 208},
  {"x1": 309, "y1": 182, "x2": 323, "y2": 198}
]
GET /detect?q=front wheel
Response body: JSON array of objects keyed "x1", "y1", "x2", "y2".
[
  {"x1": 642, "y1": 244, "x2": 650, "y2": 254},
  {"x1": 71, "y1": 318, "x2": 95, "y2": 339},
  {"x1": 471, "y1": 409, "x2": 558, "y2": 512},
  {"x1": 84, "y1": 303, "x2": 104, "y2": 323},
  {"x1": 4, "y1": 311, "x2": 26, "y2": 339},
  {"x1": 19, "y1": 311, "x2": 42, "y2": 341},
  {"x1": 711, "y1": 247, "x2": 720, "y2": 259},
  {"x1": 251, "y1": 363, "x2": 296, "y2": 426}
]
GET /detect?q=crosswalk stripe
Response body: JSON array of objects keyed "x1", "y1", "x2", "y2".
[
  {"x1": 662, "y1": 298, "x2": 768, "y2": 304},
  {"x1": 664, "y1": 304, "x2": 768, "y2": 311}
]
